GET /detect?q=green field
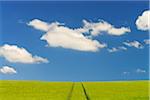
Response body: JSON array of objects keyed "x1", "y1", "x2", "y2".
[{"x1": 0, "y1": 80, "x2": 149, "y2": 100}]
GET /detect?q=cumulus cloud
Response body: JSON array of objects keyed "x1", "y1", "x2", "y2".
[
  {"x1": 136, "y1": 10, "x2": 150, "y2": 31},
  {"x1": 28, "y1": 19, "x2": 49, "y2": 32},
  {"x1": 144, "y1": 39, "x2": 150, "y2": 44},
  {"x1": 108, "y1": 46, "x2": 127, "y2": 53},
  {"x1": 82, "y1": 20, "x2": 131, "y2": 36},
  {"x1": 136, "y1": 68, "x2": 146, "y2": 73},
  {"x1": 28, "y1": 19, "x2": 107, "y2": 52},
  {"x1": 123, "y1": 41, "x2": 143, "y2": 49},
  {"x1": 0, "y1": 66, "x2": 17, "y2": 74},
  {"x1": 0, "y1": 44, "x2": 49, "y2": 64},
  {"x1": 28, "y1": 19, "x2": 131, "y2": 51}
]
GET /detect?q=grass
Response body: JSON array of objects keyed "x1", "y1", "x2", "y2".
[{"x1": 0, "y1": 80, "x2": 149, "y2": 100}]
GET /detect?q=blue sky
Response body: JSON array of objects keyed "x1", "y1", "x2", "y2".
[{"x1": 0, "y1": 1, "x2": 149, "y2": 81}]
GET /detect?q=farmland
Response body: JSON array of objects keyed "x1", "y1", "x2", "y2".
[{"x1": 0, "y1": 80, "x2": 149, "y2": 100}]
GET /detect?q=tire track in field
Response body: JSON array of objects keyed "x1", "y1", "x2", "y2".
[
  {"x1": 67, "y1": 82, "x2": 75, "y2": 100},
  {"x1": 81, "y1": 83, "x2": 90, "y2": 100}
]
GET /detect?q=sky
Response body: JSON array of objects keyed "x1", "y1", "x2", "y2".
[{"x1": 0, "y1": 1, "x2": 149, "y2": 81}]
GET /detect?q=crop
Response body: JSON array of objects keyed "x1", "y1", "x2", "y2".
[
  {"x1": 0, "y1": 80, "x2": 149, "y2": 100},
  {"x1": 83, "y1": 81, "x2": 149, "y2": 100},
  {"x1": 0, "y1": 80, "x2": 73, "y2": 100}
]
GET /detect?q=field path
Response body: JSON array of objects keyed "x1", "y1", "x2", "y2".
[
  {"x1": 81, "y1": 83, "x2": 90, "y2": 100},
  {"x1": 68, "y1": 82, "x2": 88, "y2": 100},
  {"x1": 67, "y1": 83, "x2": 75, "y2": 100}
]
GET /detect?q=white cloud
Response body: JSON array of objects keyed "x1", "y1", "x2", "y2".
[
  {"x1": 108, "y1": 46, "x2": 127, "y2": 53},
  {"x1": 118, "y1": 46, "x2": 127, "y2": 50},
  {"x1": 144, "y1": 39, "x2": 150, "y2": 44},
  {"x1": 123, "y1": 41, "x2": 143, "y2": 49},
  {"x1": 0, "y1": 66, "x2": 17, "y2": 74},
  {"x1": 123, "y1": 71, "x2": 130, "y2": 75},
  {"x1": 28, "y1": 19, "x2": 131, "y2": 52},
  {"x1": 27, "y1": 19, "x2": 50, "y2": 32},
  {"x1": 82, "y1": 20, "x2": 131, "y2": 36},
  {"x1": 123, "y1": 68, "x2": 146, "y2": 75},
  {"x1": 108, "y1": 47, "x2": 118, "y2": 53},
  {"x1": 136, "y1": 68, "x2": 146, "y2": 73},
  {"x1": 136, "y1": 10, "x2": 150, "y2": 31},
  {"x1": 28, "y1": 19, "x2": 107, "y2": 52},
  {"x1": 0, "y1": 44, "x2": 49, "y2": 64},
  {"x1": 108, "y1": 27, "x2": 130, "y2": 36}
]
